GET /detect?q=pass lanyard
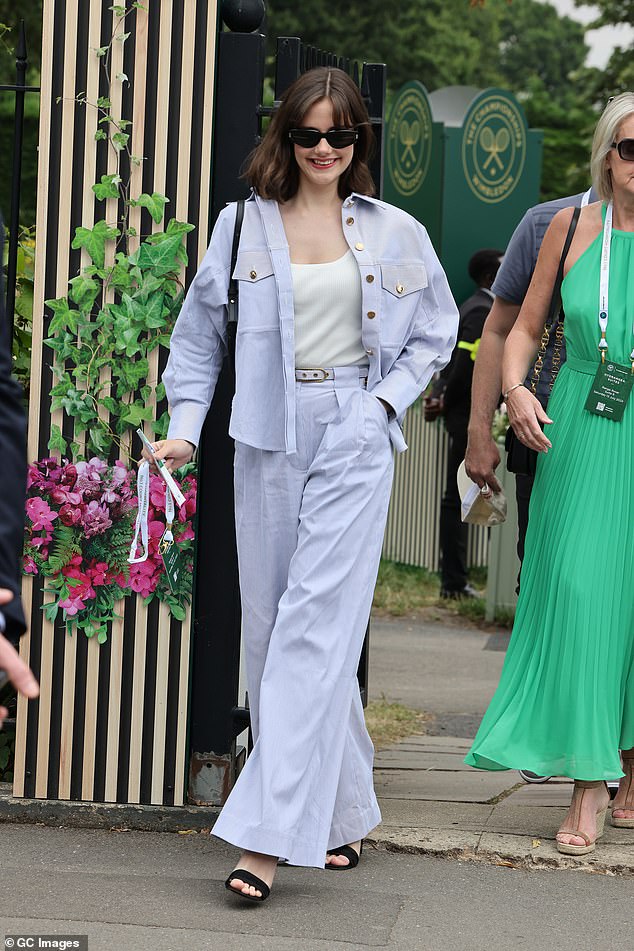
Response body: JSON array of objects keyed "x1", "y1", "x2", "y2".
[
  {"x1": 128, "y1": 461, "x2": 175, "y2": 564},
  {"x1": 598, "y1": 201, "x2": 634, "y2": 371}
]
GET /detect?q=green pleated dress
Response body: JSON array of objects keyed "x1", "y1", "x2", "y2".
[{"x1": 465, "y1": 209, "x2": 634, "y2": 780}]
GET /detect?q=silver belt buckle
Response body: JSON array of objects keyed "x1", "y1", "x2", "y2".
[{"x1": 300, "y1": 368, "x2": 329, "y2": 382}]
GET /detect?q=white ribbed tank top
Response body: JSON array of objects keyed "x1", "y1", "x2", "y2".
[{"x1": 291, "y1": 250, "x2": 367, "y2": 368}]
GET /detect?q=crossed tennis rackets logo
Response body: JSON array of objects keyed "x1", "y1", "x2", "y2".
[{"x1": 479, "y1": 125, "x2": 510, "y2": 172}]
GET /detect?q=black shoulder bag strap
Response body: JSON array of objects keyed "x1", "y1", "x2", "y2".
[
  {"x1": 529, "y1": 205, "x2": 581, "y2": 397},
  {"x1": 227, "y1": 199, "x2": 246, "y2": 370}
]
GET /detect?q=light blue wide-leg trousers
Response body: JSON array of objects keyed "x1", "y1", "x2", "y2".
[{"x1": 211, "y1": 368, "x2": 394, "y2": 867}]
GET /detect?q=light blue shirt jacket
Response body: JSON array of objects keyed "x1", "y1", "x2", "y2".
[{"x1": 163, "y1": 192, "x2": 459, "y2": 454}]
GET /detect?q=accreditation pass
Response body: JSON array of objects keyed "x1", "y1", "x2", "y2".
[{"x1": 584, "y1": 361, "x2": 634, "y2": 421}]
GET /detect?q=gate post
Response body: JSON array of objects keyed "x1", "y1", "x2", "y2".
[{"x1": 187, "y1": 3, "x2": 266, "y2": 806}]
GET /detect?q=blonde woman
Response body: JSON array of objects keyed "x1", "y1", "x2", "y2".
[{"x1": 466, "y1": 93, "x2": 634, "y2": 856}]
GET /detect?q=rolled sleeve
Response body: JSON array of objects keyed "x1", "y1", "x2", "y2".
[{"x1": 163, "y1": 206, "x2": 235, "y2": 447}]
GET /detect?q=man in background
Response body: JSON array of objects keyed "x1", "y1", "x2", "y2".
[
  {"x1": 0, "y1": 224, "x2": 39, "y2": 727},
  {"x1": 425, "y1": 249, "x2": 503, "y2": 599},
  {"x1": 465, "y1": 189, "x2": 593, "y2": 565}
]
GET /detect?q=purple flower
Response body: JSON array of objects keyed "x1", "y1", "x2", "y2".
[{"x1": 81, "y1": 500, "x2": 113, "y2": 538}]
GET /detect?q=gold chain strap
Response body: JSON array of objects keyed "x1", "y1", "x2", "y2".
[
  {"x1": 549, "y1": 319, "x2": 565, "y2": 389},
  {"x1": 530, "y1": 321, "x2": 553, "y2": 395}
]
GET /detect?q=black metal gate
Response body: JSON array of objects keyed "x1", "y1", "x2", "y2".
[{"x1": 188, "y1": 5, "x2": 387, "y2": 804}]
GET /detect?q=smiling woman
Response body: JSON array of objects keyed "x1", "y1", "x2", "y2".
[
  {"x1": 146, "y1": 66, "x2": 459, "y2": 903},
  {"x1": 466, "y1": 92, "x2": 634, "y2": 859}
]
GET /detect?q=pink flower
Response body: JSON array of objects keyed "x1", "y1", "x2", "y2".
[
  {"x1": 128, "y1": 559, "x2": 160, "y2": 598},
  {"x1": 23, "y1": 555, "x2": 38, "y2": 575},
  {"x1": 59, "y1": 594, "x2": 87, "y2": 616},
  {"x1": 51, "y1": 487, "x2": 82, "y2": 506},
  {"x1": 26, "y1": 498, "x2": 58, "y2": 532},
  {"x1": 87, "y1": 561, "x2": 109, "y2": 586}
]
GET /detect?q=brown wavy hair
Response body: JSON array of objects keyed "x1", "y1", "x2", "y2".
[{"x1": 245, "y1": 67, "x2": 376, "y2": 201}]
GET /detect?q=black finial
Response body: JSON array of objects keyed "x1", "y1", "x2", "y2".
[{"x1": 221, "y1": 0, "x2": 266, "y2": 33}]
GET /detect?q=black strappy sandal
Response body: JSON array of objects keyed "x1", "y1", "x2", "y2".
[
  {"x1": 225, "y1": 868, "x2": 271, "y2": 902},
  {"x1": 325, "y1": 840, "x2": 363, "y2": 870}
]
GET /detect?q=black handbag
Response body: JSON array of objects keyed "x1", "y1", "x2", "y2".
[
  {"x1": 226, "y1": 199, "x2": 246, "y2": 371},
  {"x1": 505, "y1": 206, "x2": 581, "y2": 476}
]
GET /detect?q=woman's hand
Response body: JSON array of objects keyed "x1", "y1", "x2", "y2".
[
  {"x1": 140, "y1": 438, "x2": 195, "y2": 474},
  {"x1": 506, "y1": 387, "x2": 553, "y2": 453}
]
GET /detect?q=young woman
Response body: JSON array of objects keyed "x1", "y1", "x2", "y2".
[
  {"x1": 466, "y1": 93, "x2": 634, "y2": 856},
  {"x1": 146, "y1": 67, "x2": 458, "y2": 901}
]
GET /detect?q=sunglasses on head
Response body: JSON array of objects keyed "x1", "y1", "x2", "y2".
[
  {"x1": 611, "y1": 138, "x2": 634, "y2": 161},
  {"x1": 288, "y1": 127, "x2": 359, "y2": 149}
]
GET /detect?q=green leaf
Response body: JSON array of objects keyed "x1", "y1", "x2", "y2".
[
  {"x1": 43, "y1": 601, "x2": 60, "y2": 623},
  {"x1": 155, "y1": 381, "x2": 166, "y2": 401},
  {"x1": 94, "y1": 129, "x2": 108, "y2": 141},
  {"x1": 48, "y1": 423, "x2": 67, "y2": 455},
  {"x1": 144, "y1": 291, "x2": 167, "y2": 329},
  {"x1": 166, "y1": 219, "x2": 196, "y2": 237},
  {"x1": 92, "y1": 173, "x2": 121, "y2": 201},
  {"x1": 168, "y1": 602, "x2": 186, "y2": 621},
  {"x1": 119, "y1": 401, "x2": 153, "y2": 429},
  {"x1": 112, "y1": 131, "x2": 130, "y2": 151},
  {"x1": 72, "y1": 220, "x2": 120, "y2": 268},
  {"x1": 96, "y1": 46, "x2": 109, "y2": 58},
  {"x1": 68, "y1": 274, "x2": 100, "y2": 310},
  {"x1": 100, "y1": 396, "x2": 119, "y2": 414},
  {"x1": 131, "y1": 233, "x2": 184, "y2": 272},
  {"x1": 116, "y1": 71, "x2": 129, "y2": 84},
  {"x1": 46, "y1": 297, "x2": 79, "y2": 334},
  {"x1": 134, "y1": 192, "x2": 169, "y2": 224},
  {"x1": 97, "y1": 629, "x2": 108, "y2": 645},
  {"x1": 97, "y1": 96, "x2": 111, "y2": 109},
  {"x1": 152, "y1": 410, "x2": 171, "y2": 439}
]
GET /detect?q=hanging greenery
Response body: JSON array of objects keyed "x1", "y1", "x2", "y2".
[{"x1": 25, "y1": 3, "x2": 196, "y2": 640}]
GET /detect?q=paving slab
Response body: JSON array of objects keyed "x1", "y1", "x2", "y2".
[
  {"x1": 374, "y1": 767, "x2": 522, "y2": 803},
  {"x1": 374, "y1": 749, "x2": 474, "y2": 770},
  {"x1": 368, "y1": 825, "x2": 481, "y2": 855},
  {"x1": 377, "y1": 797, "x2": 493, "y2": 831}
]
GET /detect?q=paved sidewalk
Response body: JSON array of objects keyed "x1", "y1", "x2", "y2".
[{"x1": 367, "y1": 617, "x2": 633, "y2": 876}]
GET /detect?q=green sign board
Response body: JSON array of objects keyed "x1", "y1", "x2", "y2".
[
  {"x1": 384, "y1": 81, "x2": 444, "y2": 251},
  {"x1": 383, "y1": 83, "x2": 543, "y2": 308},
  {"x1": 436, "y1": 88, "x2": 542, "y2": 304}
]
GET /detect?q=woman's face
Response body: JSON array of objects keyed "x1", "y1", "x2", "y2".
[
  {"x1": 606, "y1": 113, "x2": 634, "y2": 198},
  {"x1": 292, "y1": 98, "x2": 355, "y2": 191}
]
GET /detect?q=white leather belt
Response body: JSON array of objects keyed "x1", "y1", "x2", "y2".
[{"x1": 295, "y1": 367, "x2": 369, "y2": 383}]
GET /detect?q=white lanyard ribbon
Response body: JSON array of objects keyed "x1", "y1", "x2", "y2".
[
  {"x1": 128, "y1": 462, "x2": 175, "y2": 564},
  {"x1": 129, "y1": 461, "x2": 150, "y2": 563},
  {"x1": 598, "y1": 201, "x2": 613, "y2": 361}
]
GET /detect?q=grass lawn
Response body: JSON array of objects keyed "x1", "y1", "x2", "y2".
[{"x1": 372, "y1": 558, "x2": 515, "y2": 629}]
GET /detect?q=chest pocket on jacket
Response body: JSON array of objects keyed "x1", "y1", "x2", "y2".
[
  {"x1": 380, "y1": 263, "x2": 428, "y2": 298},
  {"x1": 232, "y1": 250, "x2": 278, "y2": 330}
]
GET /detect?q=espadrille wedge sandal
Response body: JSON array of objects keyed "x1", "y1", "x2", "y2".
[
  {"x1": 556, "y1": 780, "x2": 609, "y2": 856},
  {"x1": 611, "y1": 749, "x2": 634, "y2": 828}
]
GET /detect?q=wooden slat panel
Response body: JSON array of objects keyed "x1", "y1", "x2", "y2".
[
  {"x1": 383, "y1": 408, "x2": 488, "y2": 571},
  {"x1": 57, "y1": 633, "x2": 77, "y2": 799},
  {"x1": 104, "y1": 617, "x2": 123, "y2": 802},
  {"x1": 19, "y1": 0, "x2": 219, "y2": 806},
  {"x1": 81, "y1": 635, "x2": 100, "y2": 799},
  {"x1": 173, "y1": 604, "x2": 192, "y2": 807}
]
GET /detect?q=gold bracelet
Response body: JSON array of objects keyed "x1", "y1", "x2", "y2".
[{"x1": 502, "y1": 382, "x2": 524, "y2": 400}]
